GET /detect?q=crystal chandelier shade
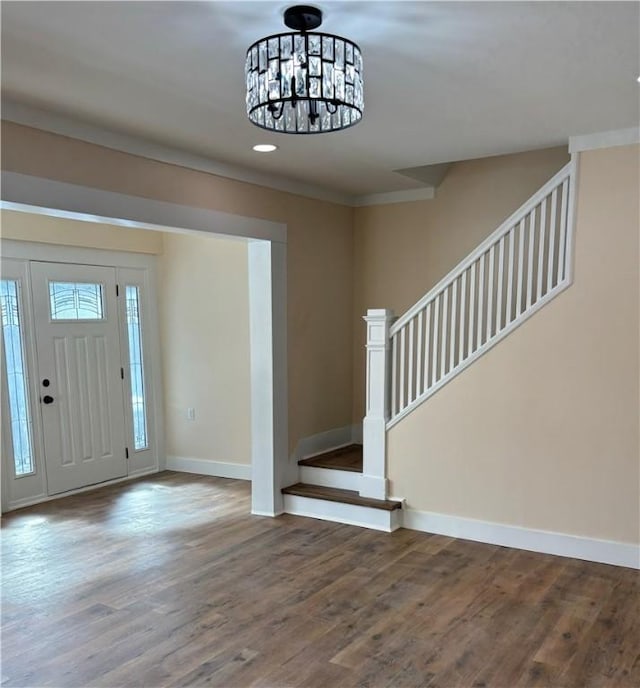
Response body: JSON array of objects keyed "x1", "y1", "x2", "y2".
[{"x1": 245, "y1": 10, "x2": 364, "y2": 134}]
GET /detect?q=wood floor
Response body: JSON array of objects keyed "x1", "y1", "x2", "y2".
[{"x1": 2, "y1": 472, "x2": 638, "y2": 688}]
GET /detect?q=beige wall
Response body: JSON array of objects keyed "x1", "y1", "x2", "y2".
[
  {"x1": 1, "y1": 208, "x2": 163, "y2": 254},
  {"x1": 160, "y1": 233, "x2": 251, "y2": 465},
  {"x1": 387, "y1": 144, "x2": 639, "y2": 544},
  {"x1": 352, "y1": 146, "x2": 570, "y2": 421},
  {"x1": 1, "y1": 122, "x2": 355, "y2": 453}
]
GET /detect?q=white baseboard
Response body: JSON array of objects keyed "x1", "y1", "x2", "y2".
[
  {"x1": 166, "y1": 456, "x2": 251, "y2": 481},
  {"x1": 283, "y1": 494, "x2": 401, "y2": 532},
  {"x1": 402, "y1": 509, "x2": 640, "y2": 570},
  {"x1": 292, "y1": 424, "x2": 360, "y2": 464}
]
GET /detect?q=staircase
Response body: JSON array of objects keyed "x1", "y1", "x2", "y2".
[
  {"x1": 282, "y1": 445, "x2": 403, "y2": 531},
  {"x1": 282, "y1": 157, "x2": 577, "y2": 530}
]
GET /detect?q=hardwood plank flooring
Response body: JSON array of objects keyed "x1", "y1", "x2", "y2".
[{"x1": 1, "y1": 471, "x2": 638, "y2": 688}]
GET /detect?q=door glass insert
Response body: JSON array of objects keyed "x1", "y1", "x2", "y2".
[
  {"x1": 0, "y1": 280, "x2": 35, "y2": 476},
  {"x1": 125, "y1": 286, "x2": 148, "y2": 451},
  {"x1": 49, "y1": 282, "x2": 104, "y2": 320}
]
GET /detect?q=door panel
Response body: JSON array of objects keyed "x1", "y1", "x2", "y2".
[{"x1": 30, "y1": 262, "x2": 127, "y2": 495}]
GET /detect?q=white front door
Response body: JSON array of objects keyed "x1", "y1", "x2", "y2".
[{"x1": 30, "y1": 262, "x2": 128, "y2": 495}]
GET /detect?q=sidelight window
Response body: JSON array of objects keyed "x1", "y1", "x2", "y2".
[
  {"x1": 125, "y1": 286, "x2": 148, "y2": 451},
  {"x1": 0, "y1": 280, "x2": 35, "y2": 476}
]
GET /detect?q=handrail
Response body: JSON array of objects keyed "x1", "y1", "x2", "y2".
[{"x1": 390, "y1": 161, "x2": 572, "y2": 336}]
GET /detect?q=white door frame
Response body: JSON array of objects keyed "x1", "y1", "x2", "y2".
[
  {"x1": 1, "y1": 242, "x2": 162, "y2": 509},
  {"x1": 1, "y1": 170, "x2": 289, "y2": 517}
]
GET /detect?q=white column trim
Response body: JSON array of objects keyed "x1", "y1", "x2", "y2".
[{"x1": 361, "y1": 308, "x2": 394, "y2": 499}]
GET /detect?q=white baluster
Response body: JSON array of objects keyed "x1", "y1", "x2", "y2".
[
  {"x1": 424, "y1": 302, "x2": 432, "y2": 391},
  {"x1": 558, "y1": 179, "x2": 569, "y2": 283},
  {"x1": 486, "y1": 245, "x2": 495, "y2": 341},
  {"x1": 526, "y1": 206, "x2": 536, "y2": 309},
  {"x1": 416, "y1": 309, "x2": 424, "y2": 396},
  {"x1": 440, "y1": 287, "x2": 448, "y2": 379},
  {"x1": 516, "y1": 219, "x2": 525, "y2": 317},
  {"x1": 432, "y1": 295, "x2": 440, "y2": 383},
  {"x1": 506, "y1": 226, "x2": 515, "y2": 325},
  {"x1": 399, "y1": 326, "x2": 406, "y2": 412},
  {"x1": 537, "y1": 197, "x2": 547, "y2": 301},
  {"x1": 391, "y1": 333, "x2": 398, "y2": 418},
  {"x1": 468, "y1": 262, "x2": 476, "y2": 354},
  {"x1": 459, "y1": 269, "x2": 467, "y2": 362},
  {"x1": 408, "y1": 318, "x2": 414, "y2": 404},
  {"x1": 477, "y1": 255, "x2": 485, "y2": 347},
  {"x1": 450, "y1": 278, "x2": 457, "y2": 371},
  {"x1": 547, "y1": 187, "x2": 558, "y2": 292},
  {"x1": 496, "y1": 236, "x2": 505, "y2": 332}
]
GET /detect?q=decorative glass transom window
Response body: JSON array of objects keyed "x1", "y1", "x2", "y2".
[{"x1": 49, "y1": 282, "x2": 104, "y2": 320}]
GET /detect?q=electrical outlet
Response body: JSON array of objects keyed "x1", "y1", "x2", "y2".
[{"x1": 186, "y1": 407, "x2": 195, "y2": 421}]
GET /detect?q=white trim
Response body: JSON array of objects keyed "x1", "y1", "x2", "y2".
[
  {"x1": 283, "y1": 494, "x2": 401, "y2": 532},
  {"x1": 0, "y1": 239, "x2": 157, "y2": 268},
  {"x1": 252, "y1": 509, "x2": 285, "y2": 517},
  {"x1": 3, "y1": 467, "x2": 159, "y2": 512},
  {"x1": 248, "y1": 241, "x2": 288, "y2": 515},
  {"x1": 353, "y1": 187, "x2": 435, "y2": 207},
  {"x1": 2, "y1": 99, "x2": 352, "y2": 207},
  {"x1": 166, "y1": 456, "x2": 251, "y2": 481},
  {"x1": 294, "y1": 424, "x2": 356, "y2": 462},
  {"x1": 1, "y1": 172, "x2": 287, "y2": 244},
  {"x1": 299, "y1": 465, "x2": 361, "y2": 491},
  {"x1": 402, "y1": 509, "x2": 640, "y2": 570},
  {"x1": 569, "y1": 126, "x2": 640, "y2": 153}
]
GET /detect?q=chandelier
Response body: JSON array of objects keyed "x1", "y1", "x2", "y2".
[{"x1": 245, "y1": 5, "x2": 364, "y2": 134}]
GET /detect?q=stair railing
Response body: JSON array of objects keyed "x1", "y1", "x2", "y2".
[{"x1": 361, "y1": 157, "x2": 577, "y2": 499}]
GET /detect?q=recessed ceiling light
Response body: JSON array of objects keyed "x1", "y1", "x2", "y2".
[{"x1": 252, "y1": 144, "x2": 278, "y2": 153}]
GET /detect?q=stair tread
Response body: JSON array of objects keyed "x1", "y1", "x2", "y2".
[
  {"x1": 298, "y1": 444, "x2": 363, "y2": 472},
  {"x1": 282, "y1": 483, "x2": 401, "y2": 511}
]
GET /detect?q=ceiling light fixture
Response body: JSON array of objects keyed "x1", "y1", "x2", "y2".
[
  {"x1": 252, "y1": 144, "x2": 278, "y2": 152},
  {"x1": 245, "y1": 5, "x2": 364, "y2": 134}
]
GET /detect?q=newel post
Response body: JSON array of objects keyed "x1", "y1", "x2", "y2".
[{"x1": 361, "y1": 308, "x2": 394, "y2": 500}]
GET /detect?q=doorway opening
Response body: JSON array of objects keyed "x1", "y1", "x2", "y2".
[{"x1": 1, "y1": 172, "x2": 288, "y2": 517}]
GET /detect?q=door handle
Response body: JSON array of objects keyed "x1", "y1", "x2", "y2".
[{"x1": 42, "y1": 395, "x2": 54, "y2": 404}]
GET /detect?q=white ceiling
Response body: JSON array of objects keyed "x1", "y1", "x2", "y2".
[{"x1": 1, "y1": 1, "x2": 638, "y2": 198}]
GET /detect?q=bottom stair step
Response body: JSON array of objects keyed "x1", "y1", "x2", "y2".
[
  {"x1": 282, "y1": 483, "x2": 401, "y2": 510},
  {"x1": 281, "y1": 483, "x2": 402, "y2": 532}
]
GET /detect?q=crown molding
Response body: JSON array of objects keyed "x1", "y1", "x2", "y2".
[
  {"x1": 1, "y1": 99, "x2": 355, "y2": 207},
  {"x1": 569, "y1": 126, "x2": 640, "y2": 153},
  {"x1": 353, "y1": 186, "x2": 436, "y2": 207}
]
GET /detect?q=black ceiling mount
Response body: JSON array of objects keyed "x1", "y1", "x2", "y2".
[{"x1": 283, "y1": 5, "x2": 323, "y2": 32}]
